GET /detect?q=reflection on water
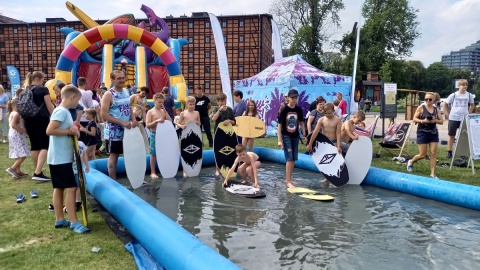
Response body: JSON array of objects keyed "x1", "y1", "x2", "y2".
[{"x1": 117, "y1": 163, "x2": 480, "y2": 269}]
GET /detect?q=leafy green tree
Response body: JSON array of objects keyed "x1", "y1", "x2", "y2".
[
  {"x1": 319, "y1": 51, "x2": 344, "y2": 74},
  {"x1": 404, "y1": 60, "x2": 426, "y2": 90},
  {"x1": 424, "y1": 62, "x2": 452, "y2": 97},
  {"x1": 361, "y1": 0, "x2": 420, "y2": 72},
  {"x1": 270, "y1": 0, "x2": 345, "y2": 69}
]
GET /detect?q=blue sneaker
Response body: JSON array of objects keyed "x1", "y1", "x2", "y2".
[
  {"x1": 70, "y1": 221, "x2": 91, "y2": 234},
  {"x1": 55, "y1": 219, "x2": 71, "y2": 229},
  {"x1": 16, "y1": 194, "x2": 25, "y2": 203},
  {"x1": 30, "y1": 190, "x2": 39, "y2": 199}
]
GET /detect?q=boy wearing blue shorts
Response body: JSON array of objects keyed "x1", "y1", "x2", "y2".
[
  {"x1": 146, "y1": 93, "x2": 172, "y2": 179},
  {"x1": 277, "y1": 89, "x2": 307, "y2": 188},
  {"x1": 46, "y1": 85, "x2": 90, "y2": 233}
]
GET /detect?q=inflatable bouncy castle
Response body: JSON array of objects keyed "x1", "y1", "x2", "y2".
[{"x1": 46, "y1": 2, "x2": 188, "y2": 105}]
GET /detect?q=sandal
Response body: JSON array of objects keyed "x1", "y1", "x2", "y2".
[
  {"x1": 70, "y1": 221, "x2": 91, "y2": 234},
  {"x1": 55, "y1": 219, "x2": 71, "y2": 229}
]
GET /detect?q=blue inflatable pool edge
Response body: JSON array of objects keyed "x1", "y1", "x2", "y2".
[{"x1": 87, "y1": 147, "x2": 480, "y2": 269}]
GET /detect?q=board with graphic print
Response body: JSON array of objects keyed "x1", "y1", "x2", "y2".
[
  {"x1": 311, "y1": 133, "x2": 349, "y2": 187},
  {"x1": 214, "y1": 124, "x2": 238, "y2": 178},
  {"x1": 180, "y1": 121, "x2": 203, "y2": 177}
]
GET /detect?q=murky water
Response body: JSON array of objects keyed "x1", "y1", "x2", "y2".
[{"x1": 117, "y1": 163, "x2": 480, "y2": 270}]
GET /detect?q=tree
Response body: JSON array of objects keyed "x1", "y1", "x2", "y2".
[
  {"x1": 424, "y1": 62, "x2": 452, "y2": 97},
  {"x1": 270, "y1": 0, "x2": 345, "y2": 69},
  {"x1": 339, "y1": 0, "x2": 420, "y2": 75},
  {"x1": 404, "y1": 60, "x2": 426, "y2": 90},
  {"x1": 319, "y1": 51, "x2": 344, "y2": 74}
]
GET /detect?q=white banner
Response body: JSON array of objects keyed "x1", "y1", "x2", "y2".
[
  {"x1": 271, "y1": 20, "x2": 283, "y2": 62},
  {"x1": 349, "y1": 22, "x2": 361, "y2": 114},
  {"x1": 208, "y1": 13, "x2": 233, "y2": 107}
]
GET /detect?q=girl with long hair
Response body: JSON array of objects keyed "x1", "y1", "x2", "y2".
[{"x1": 242, "y1": 99, "x2": 260, "y2": 152}]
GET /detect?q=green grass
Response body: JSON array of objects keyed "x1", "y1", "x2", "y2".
[
  {"x1": 1, "y1": 131, "x2": 477, "y2": 269},
  {"x1": 0, "y1": 143, "x2": 135, "y2": 270}
]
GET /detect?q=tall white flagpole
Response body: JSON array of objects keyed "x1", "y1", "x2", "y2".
[{"x1": 208, "y1": 13, "x2": 233, "y2": 107}]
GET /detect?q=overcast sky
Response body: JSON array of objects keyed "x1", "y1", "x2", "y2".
[{"x1": 1, "y1": 0, "x2": 479, "y2": 67}]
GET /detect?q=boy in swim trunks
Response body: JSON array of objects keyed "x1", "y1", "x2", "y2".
[
  {"x1": 307, "y1": 103, "x2": 342, "y2": 153},
  {"x1": 176, "y1": 96, "x2": 201, "y2": 177},
  {"x1": 222, "y1": 144, "x2": 261, "y2": 188},
  {"x1": 340, "y1": 110, "x2": 365, "y2": 154},
  {"x1": 145, "y1": 93, "x2": 172, "y2": 179}
]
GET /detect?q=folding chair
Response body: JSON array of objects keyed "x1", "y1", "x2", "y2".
[
  {"x1": 353, "y1": 115, "x2": 380, "y2": 138},
  {"x1": 378, "y1": 122, "x2": 412, "y2": 158}
]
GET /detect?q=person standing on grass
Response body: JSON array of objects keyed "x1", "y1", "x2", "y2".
[
  {"x1": 443, "y1": 79, "x2": 475, "y2": 159},
  {"x1": 22, "y1": 71, "x2": 54, "y2": 181},
  {"x1": 5, "y1": 99, "x2": 29, "y2": 178},
  {"x1": 194, "y1": 86, "x2": 213, "y2": 147},
  {"x1": 77, "y1": 77, "x2": 94, "y2": 145},
  {"x1": 277, "y1": 89, "x2": 307, "y2": 188},
  {"x1": 100, "y1": 70, "x2": 138, "y2": 180},
  {"x1": 336, "y1": 92, "x2": 347, "y2": 115},
  {"x1": 46, "y1": 85, "x2": 90, "y2": 233},
  {"x1": 407, "y1": 92, "x2": 443, "y2": 179},
  {"x1": 0, "y1": 85, "x2": 9, "y2": 143}
]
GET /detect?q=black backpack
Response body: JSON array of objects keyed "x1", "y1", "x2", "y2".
[{"x1": 17, "y1": 86, "x2": 44, "y2": 118}]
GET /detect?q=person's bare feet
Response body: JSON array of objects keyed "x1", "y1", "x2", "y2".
[
  {"x1": 150, "y1": 174, "x2": 159, "y2": 179},
  {"x1": 215, "y1": 171, "x2": 220, "y2": 177},
  {"x1": 241, "y1": 179, "x2": 248, "y2": 185},
  {"x1": 320, "y1": 179, "x2": 328, "y2": 183},
  {"x1": 253, "y1": 183, "x2": 260, "y2": 189},
  {"x1": 286, "y1": 182, "x2": 295, "y2": 188},
  {"x1": 183, "y1": 172, "x2": 187, "y2": 178}
]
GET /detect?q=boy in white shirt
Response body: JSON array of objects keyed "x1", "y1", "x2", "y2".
[{"x1": 443, "y1": 79, "x2": 475, "y2": 159}]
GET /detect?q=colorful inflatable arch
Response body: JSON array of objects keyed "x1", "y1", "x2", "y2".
[{"x1": 53, "y1": 24, "x2": 187, "y2": 105}]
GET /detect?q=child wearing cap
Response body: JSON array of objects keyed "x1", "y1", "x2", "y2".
[{"x1": 277, "y1": 89, "x2": 307, "y2": 188}]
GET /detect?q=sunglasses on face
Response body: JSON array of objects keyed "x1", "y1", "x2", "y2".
[{"x1": 425, "y1": 98, "x2": 433, "y2": 101}]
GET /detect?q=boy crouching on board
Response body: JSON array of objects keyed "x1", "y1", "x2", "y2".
[
  {"x1": 46, "y1": 85, "x2": 90, "y2": 233},
  {"x1": 146, "y1": 93, "x2": 172, "y2": 179},
  {"x1": 211, "y1": 92, "x2": 236, "y2": 176},
  {"x1": 176, "y1": 96, "x2": 201, "y2": 177},
  {"x1": 340, "y1": 110, "x2": 366, "y2": 154},
  {"x1": 223, "y1": 144, "x2": 261, "y2": 188}
]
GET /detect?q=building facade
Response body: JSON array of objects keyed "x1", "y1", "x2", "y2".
[
  {"x1": 0, "y1": 13, "x2": 274, "y2": 95},
  {"x1": 441, "y1": 40, "x2": 480, "y2": 77}
]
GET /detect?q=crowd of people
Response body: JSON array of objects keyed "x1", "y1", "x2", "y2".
[{"x1": 1, "y1": 70, "x2": 477, "y2": 233}]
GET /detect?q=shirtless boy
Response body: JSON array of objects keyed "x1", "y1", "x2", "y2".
[
  {"x1": 145, "y1": 93, "x2": 172, "y2": 178},
  {"x1": 307, "y1": 103, "x2": 342, "y2": 154},
  {"x1": 340, "y1": 111, "x2": 365, "y2": 154},
  {"x1": 222, "y1": 144, "x2": 261, "y2": 188},
  {"x1": 176, "y1": 96, "x2": 201, "y2": 129}
]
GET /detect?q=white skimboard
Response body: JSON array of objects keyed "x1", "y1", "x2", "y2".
[
  {"x1": 156, "y1": 120, "x2": 180, "y2": 178},
  {"x1": 123, "y1": 127, "x2": 147, "y2": 189},
  {"x1": 345, "y1": 136, "x2": 372, "y2": 185},
  {"x1": 139, "y1": 124, "x2": 149, "y2": 154}
]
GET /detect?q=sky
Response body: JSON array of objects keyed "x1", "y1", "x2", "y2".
[{"x1": 1, "y1": 0, "x2": 479, "y2": 67}]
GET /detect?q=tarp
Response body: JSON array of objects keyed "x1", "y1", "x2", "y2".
[{"x1": 233, "y1": 55, "x2": 352, "y2": 134}]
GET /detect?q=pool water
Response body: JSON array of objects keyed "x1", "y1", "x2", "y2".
[{"x1": 117, "y1": 163, "x2": 480, "y2": 269}]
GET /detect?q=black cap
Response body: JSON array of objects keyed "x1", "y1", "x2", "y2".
[{"x1": 288, "y1": 89, "x2": 299, "y2": 98}]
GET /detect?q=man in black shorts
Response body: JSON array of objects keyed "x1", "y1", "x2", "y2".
[{"x1": 194, "y1": 86, "x2": 213, "y2": 147}]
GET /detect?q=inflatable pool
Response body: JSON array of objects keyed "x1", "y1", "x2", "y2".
[{"x1": 87, "y1": 147, "x2": 480, "y2": 269}]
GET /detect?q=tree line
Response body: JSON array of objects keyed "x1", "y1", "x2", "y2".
[{"x1": 270, "y1": 0, "x2": 479, "y2": 99}]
